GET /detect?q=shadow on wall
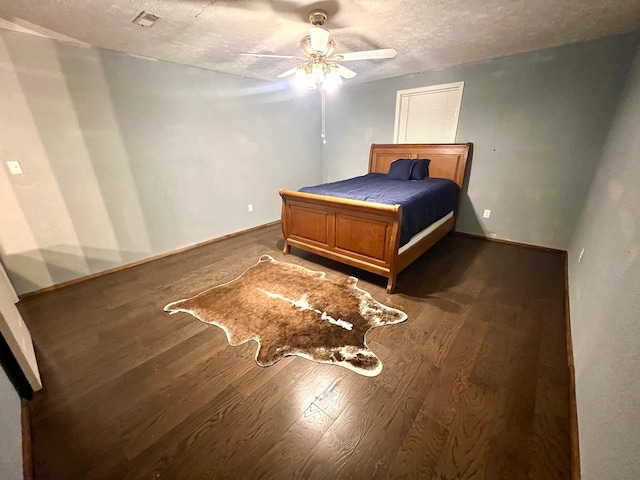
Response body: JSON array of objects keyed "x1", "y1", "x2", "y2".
[
  {"x1": 4, "y1": 246, "x2": 148, "y2": 294},
  {"x1": 0, "y1": 30, "x2": 318, "y2": 296},
  {"x1": 54, "y1": 43, "x2": 154, "y2": 255},
  {"x1": 455, "y1": 146, "x2": 487, "y2": 237},
  {"x1": 457, "y1": 198, "x2": 487, "y2": 237},
  {"x1": 1, "y1": 32, "x2": 154, "y2": 296}
]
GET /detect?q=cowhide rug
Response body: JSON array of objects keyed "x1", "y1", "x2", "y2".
[{"x1": 164, "y1": 255, "x2": 407, "y2": 376}]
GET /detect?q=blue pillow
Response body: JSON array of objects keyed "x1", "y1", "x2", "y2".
[
  {"x1": 410, "y1": 159, "x2": 431, "y2": 180},
  {"x1": 387, "y1": 159, "x2": 414, "y2": 180}
]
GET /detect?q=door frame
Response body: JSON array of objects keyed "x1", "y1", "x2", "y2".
[{"x1": 393, "y1": 81, "x2": 465, "y2": 144}]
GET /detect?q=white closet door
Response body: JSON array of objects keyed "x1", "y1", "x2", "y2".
[
  {"x1": 394, "y1": 81, "x2": 464, "y2": 144},
  {"x1": 0, "y1": 264, "x2": 42, "y2": 391}
]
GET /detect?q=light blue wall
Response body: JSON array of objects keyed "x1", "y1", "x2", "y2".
[
  {"x1": 321, "y1": 34, "x2": 638, "y2": 249},
  {"x1": 0, "y1": 30, "x2": 321, "y2": 294},
  {"x1": 0, "y1": 363, "x2": 22, "y2": 480},
  {"x1": 568, "y1": 43, "x2": 640, "y2": 480}
]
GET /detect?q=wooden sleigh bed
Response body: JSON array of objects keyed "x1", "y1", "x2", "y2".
[{"x1": 279, "y1": 143, "x2": 472, "y2": 293}]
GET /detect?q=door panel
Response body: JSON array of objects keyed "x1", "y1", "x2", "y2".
[{"x1": 0, "y1": 264, "x2": 42, "y2": 391}]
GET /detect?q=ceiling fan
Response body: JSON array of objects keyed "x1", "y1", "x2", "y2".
[{"x1": 240, "y1": 9, "x2": 397, "y2": 90}]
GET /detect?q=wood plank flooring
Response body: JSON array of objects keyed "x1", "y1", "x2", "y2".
[{"x1": 18, "y1": 225, "x2": 572, "y2": 479}]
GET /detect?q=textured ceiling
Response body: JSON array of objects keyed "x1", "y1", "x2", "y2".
[{"x1": 1, "y1": 0, "x2": 639, "y2": 84}]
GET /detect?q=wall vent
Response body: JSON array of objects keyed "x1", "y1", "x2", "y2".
[{"x1": 133, "y1": 11, "x2": 160, "y2": 28}]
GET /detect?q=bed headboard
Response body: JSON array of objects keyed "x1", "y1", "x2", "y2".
[{"x1": 368, "y1": 143, "x2": 473, "y2": 189}]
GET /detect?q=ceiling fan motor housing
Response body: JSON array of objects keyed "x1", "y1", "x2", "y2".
[{"x1": 300, "y1": 36, "x2": 335, "y2": 56}]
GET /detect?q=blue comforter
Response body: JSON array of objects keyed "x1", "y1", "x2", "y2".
[{"x1": 299, "y1": 173, "x2": 458, "y2": 247}]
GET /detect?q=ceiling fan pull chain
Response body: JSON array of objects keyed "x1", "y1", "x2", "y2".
[{"x1": 321, "y1": 87, "x2": 326, "y2": 144}]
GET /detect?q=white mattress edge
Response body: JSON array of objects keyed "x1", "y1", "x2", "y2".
[{"x1": 398, "y1": 211, "x2": 454, "y2": 254}]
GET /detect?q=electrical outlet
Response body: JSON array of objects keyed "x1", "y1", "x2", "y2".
[
  {"x1": 247, "y1": 204, "x2": 253, "y2": 212},
  {"x1": 483, "y1": 209, "x2": 491, "y2": 219},
  {"x1": 7, "y1": 161, "x2": 23, "y2": 175},
  {"x1": 578, "y1": 248, "x2": 585, "y2": 263}
]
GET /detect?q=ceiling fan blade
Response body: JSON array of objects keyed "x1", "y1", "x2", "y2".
[
  {"x1": 239, "y1": 53, "x2": 300, "y2": 59},
  {"x1": 337, "y1": 64, "x2": 357, "y2": 79},
  {"x1": 310, "y1": 27, "x2": 330, "y2": 53},
  {"x1": 277, "y1": 67, "x2": 299, "y2": 78},
  {"x1": 334, "y1": 48, "x2": 397, "y2": 61}
]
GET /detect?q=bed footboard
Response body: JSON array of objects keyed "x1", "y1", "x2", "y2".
[{"x1": 280, "y1": 189, "x2": 402, "y2": 292}]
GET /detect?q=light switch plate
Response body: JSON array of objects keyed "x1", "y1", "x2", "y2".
[
  {"x1": 7, "y1": 161, "x2": 23, "y2": 175},
  {"x1": 483, "y1": 209, "x2": 491, "y2": 219}
]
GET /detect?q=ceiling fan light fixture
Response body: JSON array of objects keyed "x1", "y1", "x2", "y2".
[
  {"x1": 306, "y1": 76, "x2": 318, "y2": 89},
  {"x1": 323, "y1": 78, "x2": 337, "y2": 92},
  {"x1": 290, "y1": 60, "x2": 344, "y2": 90},
  {"x1": 312, "y1": 62, "x2": 325, "y2": 81},
  {"x1": 324, "y1": 67, "x2": 342, "y2": 91},
  {"x1": 293, "y1": 67, "x2": 307, "y2": 87}
]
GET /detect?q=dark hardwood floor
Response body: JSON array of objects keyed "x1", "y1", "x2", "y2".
[{"x1": 19, "y1": 225, "x2": 572, "y2": 479}]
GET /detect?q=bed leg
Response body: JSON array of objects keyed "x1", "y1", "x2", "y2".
[
  {"x1": 386, "y1": 274, "x2": 397, "y2": 294},
  {"x1": 283, "y1": 241, "x2": 291, "y2": 255}
]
